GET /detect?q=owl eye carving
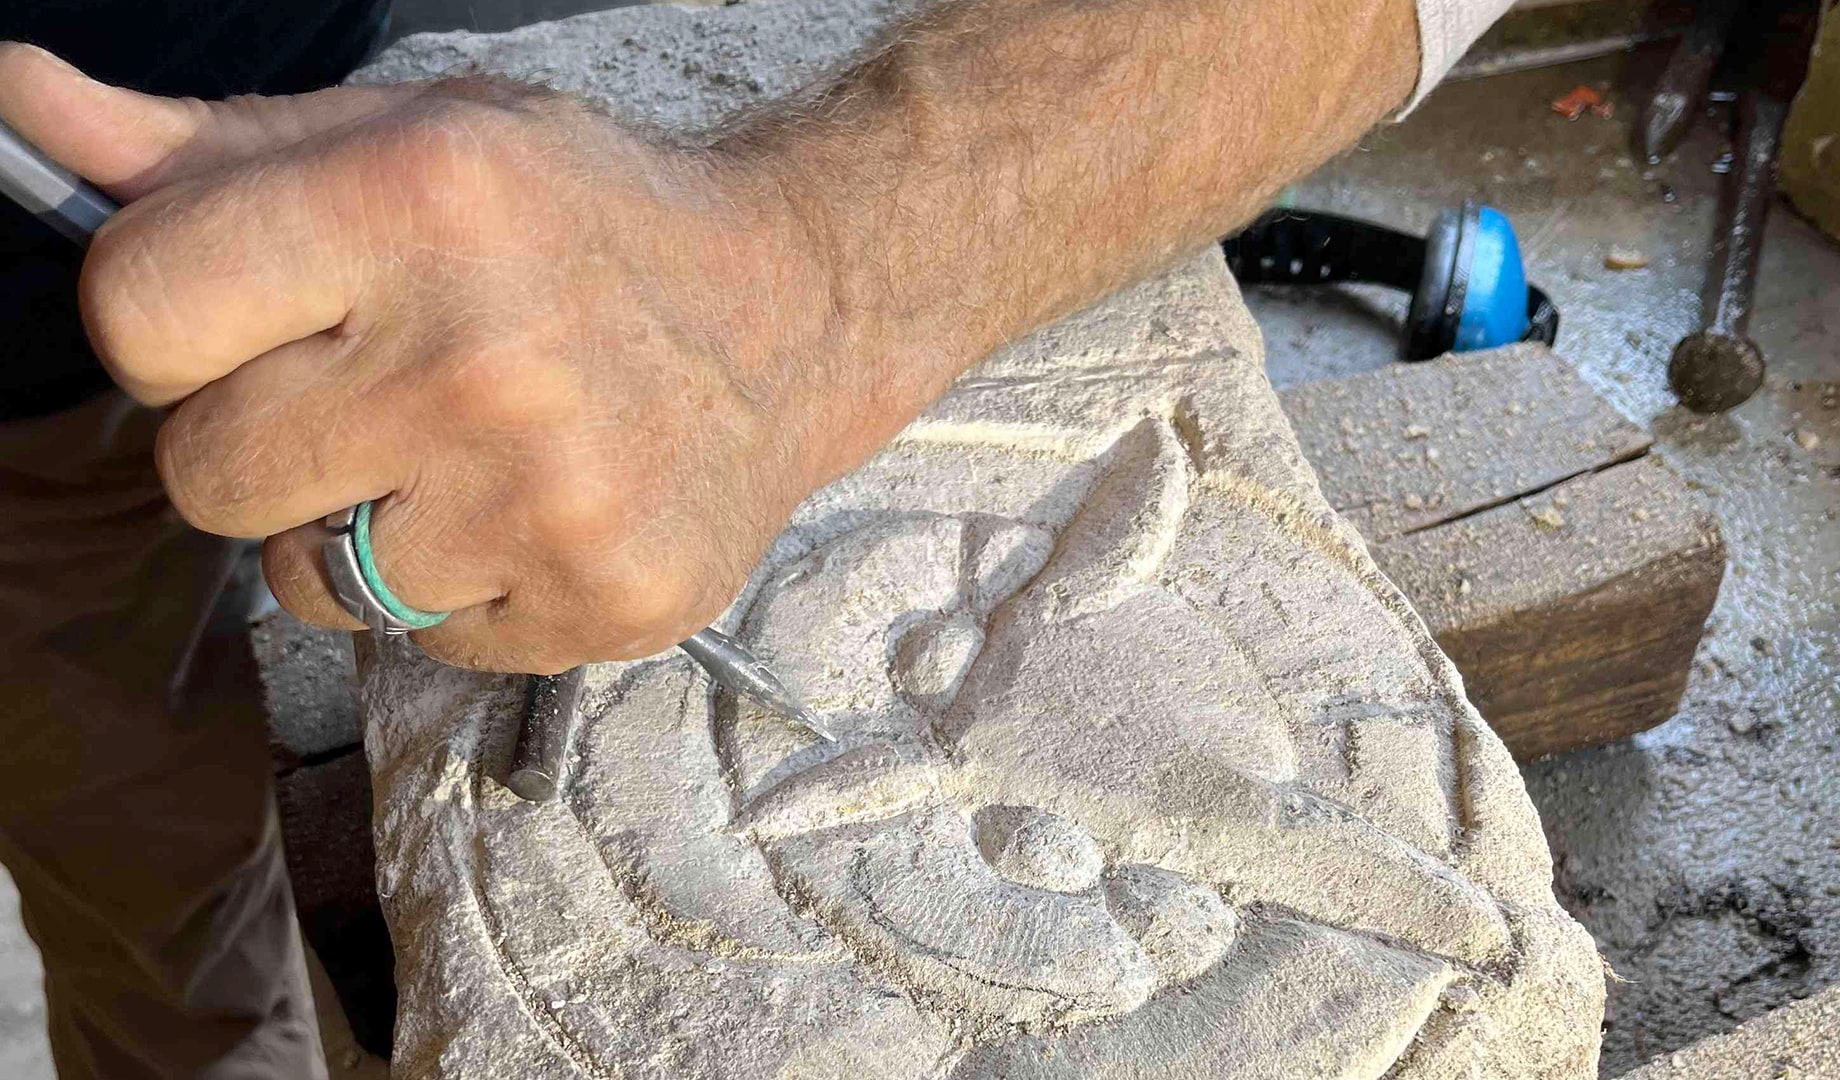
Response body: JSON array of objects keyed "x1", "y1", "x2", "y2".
[
  {"x1": 973, "y1": 806, "x2": 1104, "y2": 894},
  {"x1": 892, "y1": 615, "x2": 984, "y2": 712}
]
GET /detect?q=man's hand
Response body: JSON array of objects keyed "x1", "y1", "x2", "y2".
[
  {"x1": 0, "y1": 44, "x2": 879, "y2": 677},
  {"x1": 0, "y1": 43, "x2": 862, "y2": 673},
  {"x1": 0, "y1": 0, "x2": 1420, "y2": 674}
]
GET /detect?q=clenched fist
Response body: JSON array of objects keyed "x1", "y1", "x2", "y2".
[{"x1": 0, "y1": 42, "x2": 876, "y2": 674}]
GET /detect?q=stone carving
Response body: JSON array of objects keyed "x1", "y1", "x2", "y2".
[{"x1": 354, "y1": 4, "x2": 1604, "y2": 1078}]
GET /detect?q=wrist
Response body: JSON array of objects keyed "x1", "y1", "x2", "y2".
[{"x1": 702, "y1": 134, "x2": 969, "y2": 491}]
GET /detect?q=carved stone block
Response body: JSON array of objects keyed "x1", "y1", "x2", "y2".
[{"x1": 353, "y1": 4, "x2": 1605, "y2": 1077}]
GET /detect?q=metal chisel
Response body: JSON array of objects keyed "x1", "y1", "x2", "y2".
[{"x1": 508, "y1": 631, "x2": 830, "y2": 802}]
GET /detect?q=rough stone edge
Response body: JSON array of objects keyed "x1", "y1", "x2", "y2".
[{"x1": 1619, "y1": 984, "x2": 1840, "y2": 1078}]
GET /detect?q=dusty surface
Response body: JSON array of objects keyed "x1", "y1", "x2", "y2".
[
  {"x1": 350, "y1": 5, "x2": 1601, "y2": 1079},
  {"x1": 1280, "y1": 343, "x2": 1651, "y2": 542},
  {"x1": 1252, "y1": 46, "x2": 1840, "y2": 1078},
  {"x1": 1369, "y1": 454, "x2": 1720, "y2": 647},
  {"x1": 1621, "y1": 984, "x2": 1840, "y2": 1079},
  {"x1": 354, "y1": 0, "x2": 919, "y2": 134}
]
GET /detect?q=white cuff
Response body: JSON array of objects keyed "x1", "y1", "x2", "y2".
[{"x1": 1406, "y1": 0, "x2": 1516, "y2": 113}]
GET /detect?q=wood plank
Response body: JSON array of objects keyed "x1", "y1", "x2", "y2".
[
  {"x1": 1279, "y1": 345, "x2": 1724, "y2": 760},
  {"x1": 1369, "y1": 455, "x2": 1724, "y2": 760},
  {"x1": 1280, "y1": 343, "x2": 1652, "y2": 542}
]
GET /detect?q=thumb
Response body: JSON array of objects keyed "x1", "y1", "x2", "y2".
[{"x1": 0, "y1": 41, "x2": 421, "y2": 200}]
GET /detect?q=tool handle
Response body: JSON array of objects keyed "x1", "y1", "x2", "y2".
[
  {"x1": 0, "y1": 121, "x2": 117, "y2": 245},
  {"x1": 1706, "y1": 93, "x2": 1786, "y2": 339}
]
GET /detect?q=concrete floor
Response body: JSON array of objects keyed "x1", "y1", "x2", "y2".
[
  {"x1": 1255, "y1": 47, "x2": 1840, "y2": 1078},
  {"x1": 1, "y1": 10, "x2": 1837, "y2": 1080}
]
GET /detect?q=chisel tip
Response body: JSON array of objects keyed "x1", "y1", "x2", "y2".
[{"x1": 679, "y1": 627, "x2": 833, "y2": 742}]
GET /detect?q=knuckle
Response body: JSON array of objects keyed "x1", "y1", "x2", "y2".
[
  {"x1": 526, "y1": 477, "x2": 623, "y2": 551},
  {"x1": 80, "y1": 214, "x2": 188, "y2": 398},
  {"x1": 154, "y1": 403, "x2": 267, "y2": 536},
  {"x1": 152, "y1": 412, "x2": 219, "y2": 530},
  {"x1": 431, "y1": 74, "x2": 565, "y2": 116},
  {"x1": 435, "y1": 342, "x2": 578, "y2": 431},
  {"x1": 434, "y1": 349, "x2": 519, "y2": 427},
  {"x1": 385, "y1": 106, "x2": 522, "y2": 232}
]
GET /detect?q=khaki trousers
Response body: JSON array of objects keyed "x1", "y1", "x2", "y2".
[{"x1": 0, "y1": 391, "x2": 326, "y2": 1079}]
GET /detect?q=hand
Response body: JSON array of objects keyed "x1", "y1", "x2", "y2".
[{"x1": 0, "y1": 43, "x2": 864, "y2": 673}]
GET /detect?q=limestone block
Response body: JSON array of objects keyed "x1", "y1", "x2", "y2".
[{"x1": 353, "y1": 4, "x2": 1604, "y2": 1077}]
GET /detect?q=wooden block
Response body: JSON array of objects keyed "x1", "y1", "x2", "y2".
[
  {"x1": 1280, "y1": 342, "x2": 1651, "y2": 542},
  {"x1": 1281, "y1": 345, "x2": 1724, "y2": 760},
  {"x1": 1369, "y1": 456, "x2": 1724, "y2": 761}
]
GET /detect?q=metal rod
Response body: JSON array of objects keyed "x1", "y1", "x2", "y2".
[
  {"x1": 1667, "y1": 91, "x2": 1785, "y2": 414},
  {"x1": 1448, "y1": 31, "x2": 1673, "y2": 83},
  {"x1": 507, "y1": 669, "x2": 586, "y2": 802},
  {"x1": 0, "y1": 120, "x2": 118, "y2": 245},
  {"x1": 1640, "y1": 0, "x2": 1742, "y2": 162}
]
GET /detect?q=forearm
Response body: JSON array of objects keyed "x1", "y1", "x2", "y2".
[{"x1": 727, "y1": 0, "x2": 1421, "y2": 474}]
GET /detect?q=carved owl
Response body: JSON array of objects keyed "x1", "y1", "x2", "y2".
[{"x1": 363, "y1": 415, "x2": 1602, "y2": 1080}]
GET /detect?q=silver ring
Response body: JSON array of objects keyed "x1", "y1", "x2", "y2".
[{"x1": 322, "y1": 505, "x2": 418, "y2": 636}]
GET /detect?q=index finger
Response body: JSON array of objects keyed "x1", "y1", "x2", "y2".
[{"x1": 78, "y1": 149, "x2": 380, "y2": 405}]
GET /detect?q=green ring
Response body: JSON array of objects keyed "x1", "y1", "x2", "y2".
[{"x1": 353, "y1": 501, "x2": 451, "y2": 630}]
